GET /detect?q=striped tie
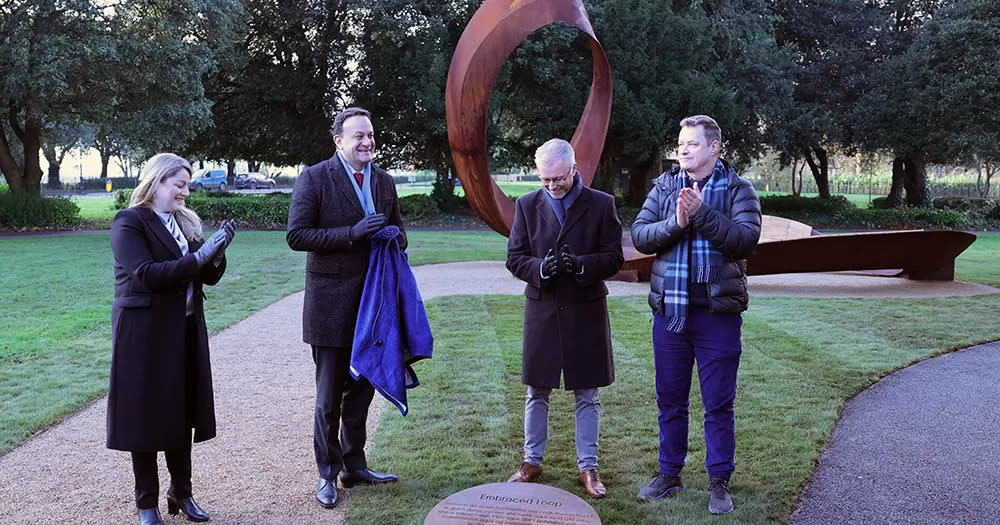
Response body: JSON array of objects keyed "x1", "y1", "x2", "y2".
[{"x1": 166, "y1": 215, "x2": 188, "y2": 256}]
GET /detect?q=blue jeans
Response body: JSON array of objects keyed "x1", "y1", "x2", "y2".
[
  {"x1": 653, "y1": 307, "x2": 742, "y2": 479},
  {"x1": 523, "y1": 386, "x2": 601, "y2": 472}
]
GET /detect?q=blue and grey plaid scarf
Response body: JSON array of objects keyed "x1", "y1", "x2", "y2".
[{"x1": 662, "y1": 160, "x2": 728, "y2": 333}]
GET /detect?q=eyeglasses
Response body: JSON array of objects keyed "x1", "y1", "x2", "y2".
[{"x1": 540, "y1": 168, "x2": 574, "y2": 185}]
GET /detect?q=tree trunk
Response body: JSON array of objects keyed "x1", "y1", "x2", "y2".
[
  {"x1": 42, "y1": 144, "x2": 66, "y2": 189},
  {"x1": 10, "y1": 114, "x2": 45, "y2": 195},
  {"x1": 99, "y1": 149, "x2": 112, "y2": 180},
  {"x1": 902, "y1": 154, "x2": 929, "y2": 207},
  {"x1": 247, "y1": 161, "x2": 261, "y2": 172},
  {"x1": 975, "y1": 156, "x2": 992, "y2": 198},
  {"x1": 887, "y1": 157, "x2": 906, "y2": 207},
  {"x1": 226, "y1": 160, "x2": 236, "y2": 182},
  {"x1": 801, "y1": 145, "x2": 830, "y2": 198}
]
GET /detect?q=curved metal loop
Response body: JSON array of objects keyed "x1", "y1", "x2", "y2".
[{"x1": 446, "y1": 0, "x2": 613, "y2": 236}]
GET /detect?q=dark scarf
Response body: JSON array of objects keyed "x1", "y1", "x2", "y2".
[{"x1": 543, "y1": 172, "x2": 583, "y2": 225}]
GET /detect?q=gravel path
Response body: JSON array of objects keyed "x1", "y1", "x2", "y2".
[{"x1": 0, "y1": 262, "x2": 996, "y2": 524}]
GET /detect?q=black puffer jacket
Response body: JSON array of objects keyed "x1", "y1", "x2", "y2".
[{"x1": 630, "y1": 160, "x2": 761, "y2": 315}]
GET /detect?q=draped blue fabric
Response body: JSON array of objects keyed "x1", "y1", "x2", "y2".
[{"x1": 350, "y1": 225, "x2": 433, "y2": 415}]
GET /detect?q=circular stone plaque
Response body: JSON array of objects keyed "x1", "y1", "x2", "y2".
[{"x1": 424, "y1": 482, "x2": 601, "y2": 525}]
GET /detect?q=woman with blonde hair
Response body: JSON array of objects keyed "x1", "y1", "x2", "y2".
[{"x1": 107, "y1": 153, "x2": 235, "y2": 525}]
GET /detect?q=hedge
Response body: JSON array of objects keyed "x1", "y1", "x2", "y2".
[
  {"x1": 185, "y1": 192, "x2": 290, "y2": 228},
  {"x1": 399, "y1": 194, "x2": 440, "y2": 219},
  {"x1": 0, "y1": 193, "x2": 80, "y2": 228},
  {"x1": 760, "y1": 194, "x2": 855, "y2": 214}
]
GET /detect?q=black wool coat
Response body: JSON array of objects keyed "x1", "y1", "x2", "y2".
[
  {"x1": 107, "y1": 206, "x2": 226, "y2": 452},
  {"x1": 286, "y1": 157, "x2": 406, "y2": 348},
  {"x1": 506, "y1": 186, "x2": 624, "y2": 390}
]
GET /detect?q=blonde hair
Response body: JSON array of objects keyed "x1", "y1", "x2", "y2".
[{"x1": 130, "y1": 153, "x2": 204, "y2": 241}]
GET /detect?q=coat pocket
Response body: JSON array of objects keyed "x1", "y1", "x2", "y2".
[{"x1": 114, "y1": 295, "x2": 152, "y2": 309}]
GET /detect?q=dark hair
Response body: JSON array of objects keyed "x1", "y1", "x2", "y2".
[
  {"x1": 331, "y1": 107, "x2": 371, "y2": 137},
  {"x1": 679, "y1": 115, "x2": 722, "y2": 146}
]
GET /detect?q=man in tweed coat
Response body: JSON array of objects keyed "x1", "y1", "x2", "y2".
[{"x1": 287, "y1": 107, "x2": 406, "y2": 509}]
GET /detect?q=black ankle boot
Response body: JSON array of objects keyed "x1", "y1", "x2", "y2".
[
  {"x1": 166, "y1": 495, "x2": 210, "y2": 522},
  {"x1": 138, "y1": 507, "x2": 165, "y2": 525}
]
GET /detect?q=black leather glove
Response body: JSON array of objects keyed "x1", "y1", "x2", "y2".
[
  {"x1": 350, "y1": 213, "x2": 387, "y2": 241},
  {"x1": 220, "y1": 219, "x2": 236, "y2": 247},
  {"x1": 560, "y1": 244, "x2": 582, "y2": 275},
  {"x1": 541, "y1": 248, "x2": 560, "y2": 278}
]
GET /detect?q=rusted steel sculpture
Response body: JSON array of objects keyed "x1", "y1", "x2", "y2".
[
  {"x1": 446, "y1": 0, "x2": 612, "y2": 237},
  {"x1": 620, "y1": 216, "x2": 977, "y2": 282}
]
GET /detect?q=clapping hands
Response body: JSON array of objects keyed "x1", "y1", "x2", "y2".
[{"x1": 676, "y1": 181, "x2": 703, "y2": 228}]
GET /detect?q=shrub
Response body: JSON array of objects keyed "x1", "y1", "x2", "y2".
[
  {"x1": 399, "y1": 194, "x2": 440, "y2": 220},
  {"x1": 760, "y1": 194, "x2": 855, "y2": 214},
  {"x1": 932, "y1": 196, "x2": 995, "y2": 213},
  {"x1": 185, "y1": 192, "x2": 290, "y2": 228},
  {"x1": 870, "y1": 195, "x2": 904, "y2": 209},
  {"x1": 0, "y1": 180, "x2": 8, "y2": 193},
  {"x1": 113, "y1": 189, "x2": 134, "y2": 210},
  {"x1": 836, "y1": 207, "x2": 969, "y2": 229},
  {"x1": 0, "y1": 193, "x2": 80, "y2": 228}
]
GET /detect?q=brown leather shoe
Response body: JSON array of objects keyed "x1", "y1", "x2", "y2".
[
  {"x1": 579, "y1": 469, "x2": 607, "y2": 498},
  {"x1": 507, "y1": 462, "x2": 543, "y2": 482}
]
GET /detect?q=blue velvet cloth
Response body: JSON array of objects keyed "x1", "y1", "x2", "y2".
[{"x1": 350, "y1": 225, "x2": 433, "y2": 415}]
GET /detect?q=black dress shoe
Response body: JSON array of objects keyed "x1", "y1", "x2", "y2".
[
  {"x1": 138, "y1": 507, "x2": 165, "y2": 525},
  {"x1": 166, "y1": 495, "x2": 210, "y2": 522},
  {"x1": 316, "y1": 478, "x2": 339, "y2": 508},
  {"x1": 339, "y1": 468, "x2": 399, "y2": 487}
]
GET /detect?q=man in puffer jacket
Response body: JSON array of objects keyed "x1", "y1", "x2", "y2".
[{"x1": 630, "y1": 115, "x2": 761, "y2": 515}]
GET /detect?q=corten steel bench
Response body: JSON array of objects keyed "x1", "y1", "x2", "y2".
[{"x1": 618, "y1": 216, "x2": 977, "y2": 282}]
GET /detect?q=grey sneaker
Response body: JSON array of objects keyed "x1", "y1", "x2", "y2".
[
  {"x1": 708, "y1": 477, "x2": 733, "y2": 514},
  {"x1": 637, "y1": 473, "x2": 684, "y2": 501}
]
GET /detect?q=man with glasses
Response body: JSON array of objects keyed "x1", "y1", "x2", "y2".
[
  {"x1": 631, "y1": 115, "x2": 761, "y2": 514},
  {"x1": 505, "y1": 138, "x2": 624, "y2": 499}
]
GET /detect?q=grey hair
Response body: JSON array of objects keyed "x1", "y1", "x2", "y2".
[
  {"x1": 534, "y1": 138, "x2": 575, "y2": 170},
  {"x1": 331, "y1": 107, "x2": 372, "y2": 137},
  {"x1": 679, "y1": 115, "x2": 722, "y2": 147}
]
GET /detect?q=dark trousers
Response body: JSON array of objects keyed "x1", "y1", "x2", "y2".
[
  {"x1": 652, "y1": 307, "x2": 742, "y2": 480},
  {"x1": 131, "y1": 442, "x2": 192, "y2": 509},
  {"x1": 313, "y1": 345, "x2": 376, "y2": 480}
]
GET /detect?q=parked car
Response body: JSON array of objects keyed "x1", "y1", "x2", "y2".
[
  {"x1": 190, "y1": 169, "x2": 228, "y2": 191},
  {"x1": 234, "y1": 172, "x2": 276, "y2": 190}
]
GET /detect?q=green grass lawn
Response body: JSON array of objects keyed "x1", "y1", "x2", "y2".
[
  {"x1": 348, "y1": 294, "x2": 1000, "y2": 524},
  {"x1": 0, "y1": 230, "x2": 506, "y2": 454},
  {"x1": 1, "y1": 229, "x2": 998, "y2": 522},
  {"x1": 71, "y1": 196, "x2": 118, "y2": 220}
]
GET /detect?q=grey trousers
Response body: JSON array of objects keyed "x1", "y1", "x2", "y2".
[{"x1": 523, "y1": 385, "x2": 600, "y2": 471}]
